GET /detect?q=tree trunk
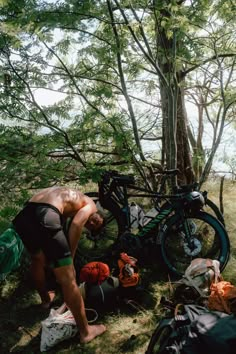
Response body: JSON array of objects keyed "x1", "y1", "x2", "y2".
[
  {"x1": 156, "y1": 3, "x2": 194, "y2": 185},
  {"x1": 176, "y1": 86, "x2": 195, "y2": 184},
  {"x1": 159, "y1": 75, "x2": 194, "y2": 184}
]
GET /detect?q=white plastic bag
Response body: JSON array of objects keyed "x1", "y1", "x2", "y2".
[
  {"x1": 40, "y1": 304, "x2": 78, "y2": 352},
  {"x1": 143, "y1": 207, "x2": 159, "y2": 226},
  {"x1": 129, "y1": 202, "x2": 145, "y2": 230}
]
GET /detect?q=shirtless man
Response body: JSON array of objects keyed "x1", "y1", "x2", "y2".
[{"x1": 12, "y1": 186, "x2": 106, "y2": 343}]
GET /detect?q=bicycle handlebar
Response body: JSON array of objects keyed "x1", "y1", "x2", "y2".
[
  {"x1": 100, "y1": 170, "x2": 135, "y2": 185},
  {"x1": 173, "y1": 182, "x2": 199, "y2": 193}
]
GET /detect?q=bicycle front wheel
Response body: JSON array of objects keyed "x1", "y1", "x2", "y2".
[
  {"x1": 160, "y1": 211, "x2": 230, "y2": 276},
  {"x1": 205, "y1": 198, "x2": 225, "y2": 225}
]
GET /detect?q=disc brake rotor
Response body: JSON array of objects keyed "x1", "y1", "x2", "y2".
[{"x1": 183, "y1": 238, "x2": 202, "y2": 256}]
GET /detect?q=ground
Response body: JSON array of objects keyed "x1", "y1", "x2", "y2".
[
  {"x1": 1, "y1": 178, "x2": 236, "y2": 353},
  {"x1": 0, "y1": 263, "x2": 170, "y2": 354}
]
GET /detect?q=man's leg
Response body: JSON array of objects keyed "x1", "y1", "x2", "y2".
[
  {"x1": 30, "y1": 251, "x2": 55, "y2": 308},
  {"x1": 53, "y1": 264, "x2": 106, "y2": 343}
]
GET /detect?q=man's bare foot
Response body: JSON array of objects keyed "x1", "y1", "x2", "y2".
[
  {"x1": 41, "y1": 291, "x2": 56, "y2": 309},
  {"x1": 80, "y1": 324, "x2": 106, "y2": 344}
]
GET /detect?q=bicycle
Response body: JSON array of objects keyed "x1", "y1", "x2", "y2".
[
  {"x1": 87, "y1": 169, "x2": 225, "y2": 227},
  {"x1": 142, "y1": 168, "x2": 225, "y2": 225},
  {"x1": 76, "y1": 170, "x2": 230, "y2": 276}
]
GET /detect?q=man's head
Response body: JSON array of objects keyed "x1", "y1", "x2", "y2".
[{"x1": 85, "y1": 211, "x2": 104, "y2": 232}]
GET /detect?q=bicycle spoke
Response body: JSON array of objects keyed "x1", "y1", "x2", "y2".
[
  {"x1": 74, "y1": 208, "x2": 120, "y2": 268},
  {"x1": 161, "y1": 212, "x2": 229, "y2": 276}
]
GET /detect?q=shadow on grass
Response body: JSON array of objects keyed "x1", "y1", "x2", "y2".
[
  {"x1": 0, "y1": 245, "x2": 181, "y2": 354},
  {"x1": 0, "y1": 270, "x2": 160, "y2": 354}
]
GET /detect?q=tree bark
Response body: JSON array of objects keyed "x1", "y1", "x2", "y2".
[
  {"x1": 155, "y1": 3, "x2": 194, "y2": 185},
  {"x1": 176, "y1": 86, "x2": 195, "y2": 184}
]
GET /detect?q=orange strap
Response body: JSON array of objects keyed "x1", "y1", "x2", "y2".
[
  {"x1": 119, "y1": 273, "x2": 139, "y2": 287},
  {"x1": 118, "y1": 253, "x2": 139, "y2": 287}
]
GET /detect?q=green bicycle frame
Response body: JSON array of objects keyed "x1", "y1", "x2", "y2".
[
  {"x1": 136, "y1": 200, "x2": 193, "y2": 250},
  {"x1": 138, "y1": 206, "x2": 173, "y2": 237}
]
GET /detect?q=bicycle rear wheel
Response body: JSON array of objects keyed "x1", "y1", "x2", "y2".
[
  {"x1": 160, "y1": 211, "x2": 230, "y2": 276},
  {"x1": 74, "y1": 192, "x2": 125, "y2": 268}
]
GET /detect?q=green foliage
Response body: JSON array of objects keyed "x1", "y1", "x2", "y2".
[
  {"x1": 77, "y1": 165, "x2": 105, "y2": 185},
  {"x1": 0, "y1": 0, "x2": 235, "y2": 193},
  {"x1": 0, "y1": 206, "x2": 19, "y2": 219}
]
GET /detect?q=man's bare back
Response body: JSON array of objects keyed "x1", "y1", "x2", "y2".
[{"x1": 29, "y1": 186, "x2": 92, "y2": 217}]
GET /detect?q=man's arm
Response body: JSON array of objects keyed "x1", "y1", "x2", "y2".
[{"x1": 68, "y1": 202, "x2": 96, "y2": 258}]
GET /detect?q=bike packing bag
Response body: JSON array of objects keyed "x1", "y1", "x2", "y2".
[
  {"x1": 79, "y1": 261, "x2": 110, "y2": 285},
  {"x1": 0, "y1": 226, "x2": 25, "y2": 280},
  {"x1": 171, "y1": 258, "x2": 221, "y2": 304},
  {"x1": 82, "y1": 276, "x2": 120, "y2": 313},
  {"x1": 145, "y1": 304, "x2": 236, "y2": 354}
]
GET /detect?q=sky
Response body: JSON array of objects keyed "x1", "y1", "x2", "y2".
[
  {"x1": 29, "y1": 1, "x2": 236, "y2": 177},
  {"x1": 33, "y1": 85, "x2": 235, "y2": 177}
]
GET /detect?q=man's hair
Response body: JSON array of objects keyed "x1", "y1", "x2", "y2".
[
  {"x1": 89, "y1": 210, "x2": 106, "y2": 231},
  {"x1": 96, "y1": 209, "x2": 106, "y2": 224}
]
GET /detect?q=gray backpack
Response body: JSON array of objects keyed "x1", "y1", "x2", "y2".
[
  {"x1": 146, "y1": 304, "x2": 236, "y2": 354},
  {"x1": 172, "y1": 258, "x2": 221, "y2": 304}
]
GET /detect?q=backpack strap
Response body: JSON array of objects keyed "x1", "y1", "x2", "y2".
[{"x1": 174, "y1": 303, "x2": 190, "y2": 325}]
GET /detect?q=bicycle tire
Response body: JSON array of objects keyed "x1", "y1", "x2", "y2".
[
  {"x1": 74, "y1": 191, "x2": 126, "y2": 268},
  {"x1": 205, "y1": 198, "x2": 225, "y2": 225},
  {"x1": 160, "y1": 198, "x2": 225, "y2": 226},
  {"x1": 145, "y1": 318, "x2": 174, "y2": 354},
  {"x1": 160, "y1": 211, "x2": 230, "y2": 276}
]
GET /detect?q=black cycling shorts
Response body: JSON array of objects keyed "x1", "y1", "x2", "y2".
[{"x1": 12, "y1": 202, "x2": 73, "y2": 268}]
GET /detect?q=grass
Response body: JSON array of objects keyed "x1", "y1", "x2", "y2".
[
  {"x1": 0, "y1": 265, "x2": 169, "y2": 354},
  {"x1": 0, "y1": 178, "x2": 236, "y2": 354}
]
